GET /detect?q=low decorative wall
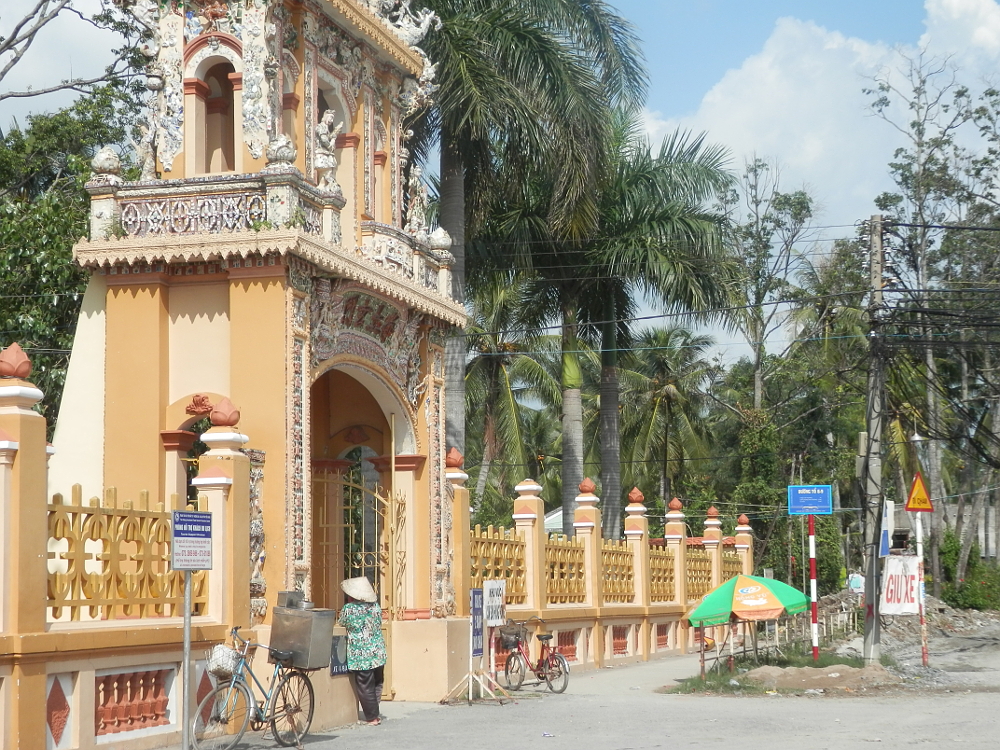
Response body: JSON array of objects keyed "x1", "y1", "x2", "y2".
[{"x1": 454, "y1": 475, "x2": 755, "y2": 672}]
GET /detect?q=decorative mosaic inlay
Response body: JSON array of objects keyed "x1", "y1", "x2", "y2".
[
  {"x1": 311, "y1": 278, "x2": 426, "y2": 406},
  {"x1": 119, "y1": 192, "x2": 266, "y2": 236},
  {"x1": 289, "y1": 336, "x2": 306, "y2": 565}
]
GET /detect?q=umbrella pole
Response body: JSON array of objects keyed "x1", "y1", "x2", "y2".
[
  {"x1": 728, "y1": 618, "x2": 735, "y2": 673},
  {"x1": 699, "y1": 625, "x2": 705, "y2": 681}
]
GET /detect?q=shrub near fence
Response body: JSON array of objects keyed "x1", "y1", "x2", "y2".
[{"x1": 459, "y1": 476, "x2": 755, "y2": 669}]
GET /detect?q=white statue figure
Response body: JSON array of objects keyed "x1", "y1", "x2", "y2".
[
  {"x1": 404, "y1": 165, "x2": 429, "y2": 242},
  {"x1": 135, "y1": 122, "x2": 157, "y2": 181},
  {"x1": 315, "y1": 110, "x2": 344, "y2": 193}
]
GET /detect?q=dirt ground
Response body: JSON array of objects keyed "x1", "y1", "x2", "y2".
[{"x1": 740, "y1": 593, "x2": 1000, "y2": 695}]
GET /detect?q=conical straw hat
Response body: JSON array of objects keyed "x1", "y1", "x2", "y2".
[{"x1": 341, "y1": 576, "x2": 378, "y2": 603}]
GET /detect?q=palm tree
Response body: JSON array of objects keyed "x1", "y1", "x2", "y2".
[
  {"x1": 464, "y1": 271, "x2": 535, "y2": 506},
  {"x1": 410, "y1": 0, "x2": 647, "y2": 455},
  {"x1": 621, "y1": 327, "x2": 715, "y2": 505},
  {"x1": 584, "y1": 117, "x2": 734, "y2": 537},
  {"x1": 473, "y1": 111, "x2": 733, "y2": 535}
]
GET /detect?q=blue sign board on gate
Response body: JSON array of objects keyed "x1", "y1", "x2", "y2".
[
  {"x1": 470, "y1": 588, "x2": 484, "y2": 657},
  {"x1": 787, "y1": 485, "x2": 833, "y2": 516},
  {"x1": 171, "y1": 510, "x2": 213, "y2": 570}
]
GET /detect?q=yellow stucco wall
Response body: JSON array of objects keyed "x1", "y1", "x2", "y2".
[
  {"x1": 228, "y1": 272, "x2": 289, "y2": 620},
  {"x1": 104, "y1": 281, "x2": 169, "y2": 503},
  {"x1": 168, "y1": 282, "x2": 230, "y2": 404}
]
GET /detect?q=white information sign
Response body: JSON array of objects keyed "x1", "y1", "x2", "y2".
[
  {"x1": 880, "y1": 556, "x2": 920, "y2": 615},
  {"x1": 171, "y1": 511, "x2": 213, "y2": 570},
  {"x1": 483, "y1": 580, "x2": 507, "y2": 627}
]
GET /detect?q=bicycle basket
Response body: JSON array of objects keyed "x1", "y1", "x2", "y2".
[
  {"x1": 207, "y1": 644, "x2": 241, "y2": 679},
  {"x1": 498, "y1": 624, "x2": 527, "y2": 650}
]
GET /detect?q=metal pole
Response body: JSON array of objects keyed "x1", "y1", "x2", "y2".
[
  {"x1": 182, "y1": 569, "x2": 192, "y2": 750},
  {"x1": 809, "y1": 514, "x2": 819, "y2": 661},
  {"x1": 915, "y1": 510, "x2": 929, "y2": 667},
  {"x1": 863, "y1": 214, "x2": 885, "y2": 665}
]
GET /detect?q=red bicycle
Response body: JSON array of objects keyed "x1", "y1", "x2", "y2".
[{"x1": 498, "y1": 617, "x2": 570, "y2": 693}]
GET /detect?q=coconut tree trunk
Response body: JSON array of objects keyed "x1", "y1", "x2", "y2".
[
  {"x1": 600, "y1": 299, "x2": 622, "y2": 540},
  {"x1": 440, "y1": 134, "x2": 468, "y2": 456},
  {"x1": 474, "y1": 434, "x2": 493, "y2": 509},
  {"x1": 561, "y1": 307, "x2": 584, "y2": 536},
  {"x1": 662, "y1": 400, "x2": 673, "y2": 505},
  {"x1": 956, "y1": 482, "x2": 987, "y2": 584}
]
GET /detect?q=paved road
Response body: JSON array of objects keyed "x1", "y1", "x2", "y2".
[{"x1": 176, "y1": 653, "x2": 1000, "y2": 750}]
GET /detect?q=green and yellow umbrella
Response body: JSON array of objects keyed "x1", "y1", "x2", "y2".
[{"x1": 686, "y1": 575, "x2": 809, "y2": 627}]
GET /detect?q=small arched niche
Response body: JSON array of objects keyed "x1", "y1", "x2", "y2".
[{"x1": 203, "y1": 61, "x2": 237, "y2": 174}]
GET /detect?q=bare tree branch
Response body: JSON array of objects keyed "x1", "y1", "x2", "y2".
[{"x1": 0, "y1": 0, "x2": 135, "y2": 101}]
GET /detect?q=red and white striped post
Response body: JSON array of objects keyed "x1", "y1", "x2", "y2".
[{"x1": 809, "y1": 514, "x2": 819, "y2": 661}]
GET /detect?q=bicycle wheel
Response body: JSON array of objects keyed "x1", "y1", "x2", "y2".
[
  {"x1": 270, "y1": 670, "x2": 315, "y2": 746},
  {"x1": 504, "y1": 651, "x2": 527, "y2": 691},
  {"x1": 193, "y1": 681, "x2": 252, "y2": 750},
  {"x1": 543, "y1": 653, "x2": 569, "y2": 694}
]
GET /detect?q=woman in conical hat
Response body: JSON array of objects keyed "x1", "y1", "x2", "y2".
[{"x1": 338, "y1": 576, "x2": 386, "y2": 725}]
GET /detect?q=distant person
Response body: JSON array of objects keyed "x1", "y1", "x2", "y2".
[{"x1": 338, "y1": 576, "x2": 386, "y2": 725}]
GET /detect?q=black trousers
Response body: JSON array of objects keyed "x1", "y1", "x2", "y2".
[{"x1": 351, "y1": 666, "x2": 384, "y2": 721}]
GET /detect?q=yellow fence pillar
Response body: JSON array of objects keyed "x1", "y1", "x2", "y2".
[
  {"x1": 513, "y1": 479, "x2": 546, "y2": 611},
  {"x1": 735, "y1": 513, "x2": 754, "y2": 575},
  {"x1": 703, "y1": 505, "x2": 723, "y2": 589},
  {"x1": 0, "y1": 344, "x2": 49, "y2": 748},
  {"x1": 573, "y1": 478, "x2": 603, "y2": 608},
  {"x1": 624, "y1": 487, "x2": 650, "y2": 659},
  {"x1": 663, "y1": 498, "x2": 687, "y2": 606},
  {"x1": 446, "y1": 448, "x2": 470, "y2": 617},
  {"x1": 192, "y1": 399, "x2": 251, "y2": 628}
]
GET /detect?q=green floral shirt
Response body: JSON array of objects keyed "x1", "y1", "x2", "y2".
[{"x1": 338, "y1": 602, "x2": 387, "y2": 670}]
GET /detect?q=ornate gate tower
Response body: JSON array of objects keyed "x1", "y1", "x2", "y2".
[{"x1": 50, "y1": 0, "x2": 466, "y2": 706}]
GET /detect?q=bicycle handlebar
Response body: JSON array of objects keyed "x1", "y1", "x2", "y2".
[{"x1": 508, "y1": 616, "x2": 546, "y2": 626}]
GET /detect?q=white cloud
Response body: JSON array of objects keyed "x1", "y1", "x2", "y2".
[{"x1": 645, "y1": 2, "x2": 1000, "y2": 237}]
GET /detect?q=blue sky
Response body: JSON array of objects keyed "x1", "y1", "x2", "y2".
[
  {"x1": 614, "y1": 0, "x2": 927, "y2": 117},
  {"x1": 6, "y1": 0, "x2": 1000, "y2": 363}
]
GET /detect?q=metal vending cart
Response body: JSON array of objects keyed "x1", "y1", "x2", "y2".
[{"x1": 270, "y1": 591, "x2": 337, "y2": 670}]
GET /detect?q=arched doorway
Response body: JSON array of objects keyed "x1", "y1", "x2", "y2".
[{"x1": 309, "y1": 368, "x2": 406, "y2": 611}]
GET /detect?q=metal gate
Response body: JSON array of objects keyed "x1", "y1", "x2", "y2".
[{"x1": 312, "y1": 462, "x2": 405, "y2": 697}]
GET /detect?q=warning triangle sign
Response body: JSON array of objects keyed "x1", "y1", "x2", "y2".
[{"x1": 906, "y1": 472, "x2": 934, "y2": 512}]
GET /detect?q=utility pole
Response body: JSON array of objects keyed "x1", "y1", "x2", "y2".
[{"x1": 863, "y1": 214, "x2": 885, "y2": 664}]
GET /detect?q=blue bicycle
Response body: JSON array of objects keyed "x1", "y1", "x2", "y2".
[{"x1": 192, "y1": 626, "x2": 315, "y2": 750}]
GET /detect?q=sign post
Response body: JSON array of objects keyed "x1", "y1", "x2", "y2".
[
  {"x1": 172, "y1": 510, "x2": 213, "y2": 750},
  {"x1": 788, "y1": 485, "x2": 833, "y2": 662},
  {"x1": 443, "y1": 586, "x2": 510, "y2": 705},
  {"x1": 905, "y1": 472, "x2": 933, "y2": 666},
  {"x1": 483, "y1": 580, "x2": 507, "y2": 681},
  {"x1": 469, "y1": 588, "x2": 484, "y2": 703}
]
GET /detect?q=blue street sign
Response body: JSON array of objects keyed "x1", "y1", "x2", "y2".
[
  {"x1": 470, "y1": 588, "x2": 484, "y2": 657},
  {"x1": 171, "y1": 510, "x2": 213, "y2": 570},
  {"x1": 787, "y1": 485, "x2": 833, "y2": 516}
]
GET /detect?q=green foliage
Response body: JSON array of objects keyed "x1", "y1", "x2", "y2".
[
  {"x1": 0, "y1": 89, "x2": 135, "y2": 428},
  {"x1": 938, "y1": 528, "x2": 1000, "y2": 610}
]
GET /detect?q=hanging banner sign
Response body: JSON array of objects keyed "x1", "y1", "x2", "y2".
[
  {"x1": 787, "y1": 485, "x2": 833, "y2": 515},
  {"x1": 880, "y1": 556, "x2": 920, "y2": 615},
  {"x1": 470, "y1": 588, "x2": 484, "y2": 657},
  {"x1": 483, "y1": 580, "x2": 507, "y2": 627},
  {"x1": 906, "y1": 472, "x2": 934, "y2": 512}
]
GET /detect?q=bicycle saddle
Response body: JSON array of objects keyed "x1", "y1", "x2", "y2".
[
  {"x1": 535, "y1": 634, "x2": 553, "y2": 642},
  {"x1": 270, "y1": 649, "x2": 294, "y2": 663}
]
